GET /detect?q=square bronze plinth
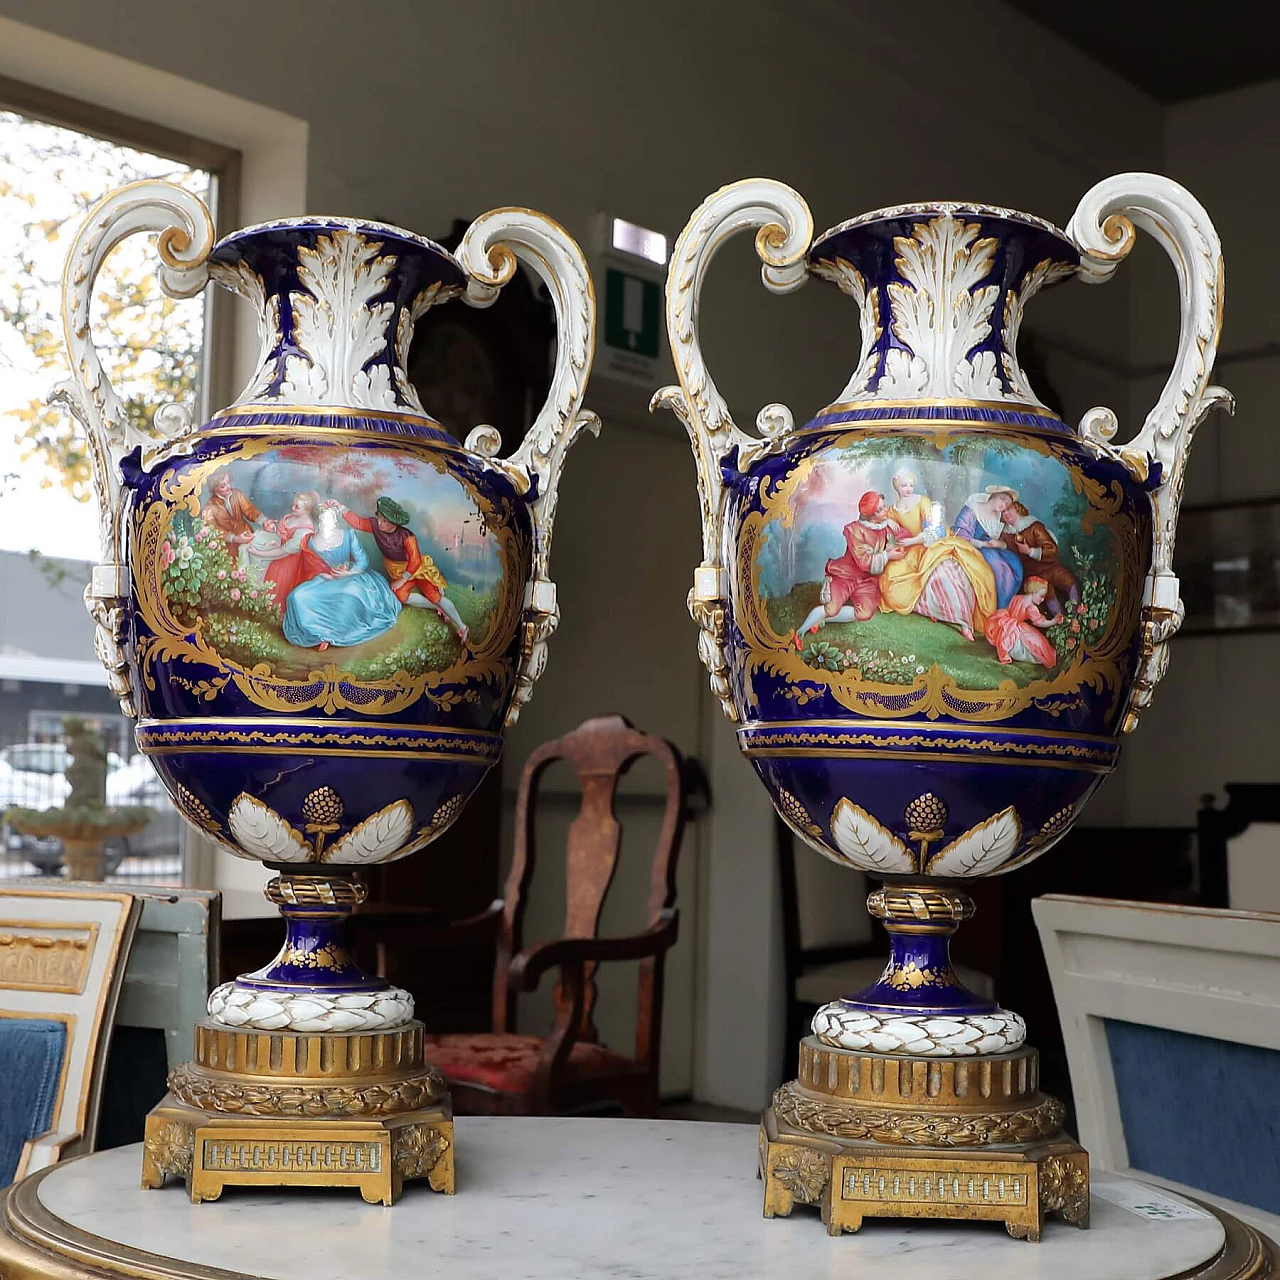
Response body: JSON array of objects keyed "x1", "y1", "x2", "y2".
[
  {"x1": 142, "y1": 1094, "x2": 455, "y2": 1206},
  {"x1": 760, "y1": 1104, "x2": 1089, "y2": 1241}
]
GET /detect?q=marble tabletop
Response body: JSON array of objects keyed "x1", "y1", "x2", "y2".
[{"x1": 20, "y1": 1118, "x2": 1236, "y2": 1279}]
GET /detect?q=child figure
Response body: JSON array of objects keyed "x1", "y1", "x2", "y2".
[{"x1": 982, "y1": 576, "x2": 1062, "y2": 668}]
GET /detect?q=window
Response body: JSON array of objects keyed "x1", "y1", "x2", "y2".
[
  {"x1": 0, "y1": 80, "x2": 238, "y2": 885},
  {"x1": 0, "y1": 79, "x2": 237, "y2": 561}
]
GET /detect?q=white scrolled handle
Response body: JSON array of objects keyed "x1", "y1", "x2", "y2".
[
  {"x1": 52, "y1": 180, "x2": 215, "y2": 718},
  {"x1": 1067, "y1": 173, "x2": 1233, "y2": 732},
  {"x1": 650, "y1": 178, "x2": 813, "y2": 722},
  {"x1": 455, "y1": 208, "x2": 599, "y2": 727}
]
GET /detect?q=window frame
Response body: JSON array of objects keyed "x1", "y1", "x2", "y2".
[{"x1": 0, "y1": 72, "x2": 242, "y2": 422}]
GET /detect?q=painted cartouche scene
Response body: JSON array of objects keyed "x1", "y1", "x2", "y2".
[
  {"x1": 755, "y1": 437, "x2": 1117, "y2": 695},
  {"x1": 158, "y1": 446, "x2": 502, "y2": 684}
]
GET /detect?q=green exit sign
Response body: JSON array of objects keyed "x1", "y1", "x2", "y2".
[{"x1": 604, "y1": 267, "x2": 661, "y2": 361}]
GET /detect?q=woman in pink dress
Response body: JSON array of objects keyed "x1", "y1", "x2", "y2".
[
  {"x1": 982, "y1": 576, "x2": 1063, "y2": 668},
  {"x1": 244, "y1": 491, "x2": 329, "y2": 605}
]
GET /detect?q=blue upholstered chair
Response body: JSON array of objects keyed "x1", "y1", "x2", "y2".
[
  {"x1": 0, "y1": 1018, "x2": 67, "y2": 1185},
  {"x1": 0, "y1": 886, "x2": 140, "y2": 1185},
  {"x1": 1034, "y1": 894, "x2": 1280, "y2": 1237}
]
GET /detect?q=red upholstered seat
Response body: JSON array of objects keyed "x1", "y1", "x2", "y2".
[{"x1": 424, "y1": 1033, "x2": 641, "y2": 1096}]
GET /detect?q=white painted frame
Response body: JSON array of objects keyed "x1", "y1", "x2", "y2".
[
  {"x1": 0, "y1": 885, "x2": 140, "y2": 1177},
  {"x1": 1033, "y1": 893, "x2": 1280, "y2": 1235}
]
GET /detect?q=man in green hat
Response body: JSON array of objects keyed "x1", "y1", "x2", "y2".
[{"x1": 340, "y1": 497, "x2": 468, "y2": 644}]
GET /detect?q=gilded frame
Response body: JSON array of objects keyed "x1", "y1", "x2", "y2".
[
  {"x1": 131, "y1": 432, "x2": 531, "y2": 717},
  {"x1": 734, "y1": 427, "x2": 1144, "y2": 725}
]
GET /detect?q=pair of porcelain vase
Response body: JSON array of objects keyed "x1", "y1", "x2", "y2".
[{"x1": 60, "y1": 172, "x2": 1226, "y2": 1060}]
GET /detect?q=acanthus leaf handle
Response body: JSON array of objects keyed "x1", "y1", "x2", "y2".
[
  {"x1": 649, "y1": 178, "x2": 813, "y2": 722},
  {"x1": 1067, "y1": 173, "x2": 1232, "y2": 733},
  {"x1": 53, "y1": 179, "x2": 216, "y2": 717},
  {"x1": 456, "y1": 208, "x2": 599, "y2": 727}
]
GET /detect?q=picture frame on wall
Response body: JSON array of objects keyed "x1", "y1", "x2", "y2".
[{"x1": 1173, "y1": 497, "x2": 1280, "y2": 635}]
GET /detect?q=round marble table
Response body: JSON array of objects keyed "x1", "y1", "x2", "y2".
[{"x1": 0, "y1": 1118, "x2": 1273, "y2": 1279}]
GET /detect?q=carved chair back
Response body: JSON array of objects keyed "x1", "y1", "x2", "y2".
[{"x1": 493, "y1": 714, "x2": 685, "y2": 1063}]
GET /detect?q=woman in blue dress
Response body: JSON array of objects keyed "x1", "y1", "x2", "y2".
[
  {"x1": 282, "y1": 502, "x2": 401, "y2": 650},
  {"x1": 952, "y1": 485, "x2": 1024, "y2": 611}
]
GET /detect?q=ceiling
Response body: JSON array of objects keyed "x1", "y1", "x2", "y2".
[{"x1": 1006, "y1": 2, "x2": 1275, "y2": 103}]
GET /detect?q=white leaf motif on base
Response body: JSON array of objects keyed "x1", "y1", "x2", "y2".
[
  {"x1": 830, "y1": 799, "x2": 914, "y2": 874},
  {"x1": 926, "y1": 806, "x2": 1022, "y2": 878},
  {"x1": 228, "y1": 794, "x2": 310, "y2": 863},
  {"x1": 325, "y1": 799, "x2": 416, "y2": 864}
]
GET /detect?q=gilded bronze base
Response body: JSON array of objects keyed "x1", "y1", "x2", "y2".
[
  {"x1": 759, "y1": 1037, "x2": 1089, "y2": 1240},
  {"x1": 142, "y1": 1019, "x2": 454, "y2": 1205}
]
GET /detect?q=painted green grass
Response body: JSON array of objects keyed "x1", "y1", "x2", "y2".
[
  {"x1": 200, "y1": 585, "x2": 497, "y2": 681},
  {"x1": 764, "y1": 582, "x2": 1052, "y2": 690}
]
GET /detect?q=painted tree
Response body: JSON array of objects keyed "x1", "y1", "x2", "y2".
[{"x1": 0, "y1": 109, "x2": 211, "y2": 502}]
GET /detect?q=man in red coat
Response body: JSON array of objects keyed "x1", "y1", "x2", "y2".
[
  {"x1": 339, "y1": 495, "x2": 468, "y2": 644},
  {"x1": 793, "y1": 490, "x2": 907, "y2": 649}
]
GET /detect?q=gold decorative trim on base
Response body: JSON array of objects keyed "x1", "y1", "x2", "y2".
[
  {"x1": 773, "y1": 1080, "x2": 1064, "y2": 1147},
  {"x1": 141, "y1": 1017, "x2": 453, "y2": 1204},
  {"x1": 761, "y1": 1102, "x2": 1087, "y2": 1241},
  {"x1": 795, "y1": 1035, "x2": 1043, "y2": 1110},
  {"x1": 142, "y1": 1095, "x2": 454, "y2": 1206}
]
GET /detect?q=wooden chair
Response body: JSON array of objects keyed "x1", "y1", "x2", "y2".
[
  {"x1": 1034, "y1": 894, "x2": 1280, "y2": 1236},
  {"x1": 1197, "y1": 784, "x2": 1280, "y2": 911},
  {"x1": 422, "y1": 714, "x2": 687, "y2": 1116}
]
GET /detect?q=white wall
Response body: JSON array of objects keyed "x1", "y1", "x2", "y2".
[
  {"x1": 0, "y1": 0, "x2": 1170, "y2": 1107},
  {"x1": 1108, "y1": 80, "x2": 1280, "y2": 828}
]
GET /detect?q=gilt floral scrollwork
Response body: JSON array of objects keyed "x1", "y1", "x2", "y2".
[
  {"x1": 1039, "y1": 1155, "x2": 1090, "y2": 1226},
  {"x1": 769, "y1": 1145, "x2": 829, "y2": 1205},
  {"x1": 145, "y1": 1120, "x2": 194, "y2": 1178},
  {"x1": 393, "y1": 1124, "x2": 451, "y2": 1178}
]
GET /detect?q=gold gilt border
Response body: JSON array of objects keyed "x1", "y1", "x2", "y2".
[
  {"x1": 136, "y1": 725, "x2": 502, "y2": 762},
  {"x1": 131, "y1": 435, "x2": 531, "y2": 718},
  {"x1": 736, "y1": 428, "x2": 1144, "y2": 725},
  {"x1": 738, "y1": 728, "x2": 1116, "y2": 773}
]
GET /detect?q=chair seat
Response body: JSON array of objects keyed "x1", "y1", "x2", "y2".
[
  {"x1": 424, "y1": 1033, "x2": 643, "y2": 1096},
  {"x1": 794, "y1": 957, "x2": 995, "y2": 1006}
]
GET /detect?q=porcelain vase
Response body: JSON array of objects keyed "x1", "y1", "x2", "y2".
[
  {"x1": 59, "y1": 182, "x2": 598, "y2": 1034},
  {"x1": 655, "y1": 174, "x2": 1229, "y2": 1056}
]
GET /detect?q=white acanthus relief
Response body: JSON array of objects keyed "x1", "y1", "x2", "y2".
[
  {"x1": 277, "y1": 230, "x2": 398, "y2": 407},
  {"x1": 650, "y1": 179, "x2": 814, "y2": 722},
  {"x1": 455, "y1": 208, "x2": 600, "y2": 726},
  {"x1": 808, "y1": 256, "x2": 881, "y2": 400},
  {"x1": 1001, "y1": 257, "x2": 1077, "y2": 407},
  {"x1": 51, "y1": 181, "x2": 216, "y2": 719},
  {"x1": 208, "y1": 258, "x2": 279, "y2": 404},
  {"x1": 1067, "y1": 173, "x2": 1233, "y2": 733},
  {"x1": 885, "y1": 215, "x2": 1000, "y2": 400}
]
